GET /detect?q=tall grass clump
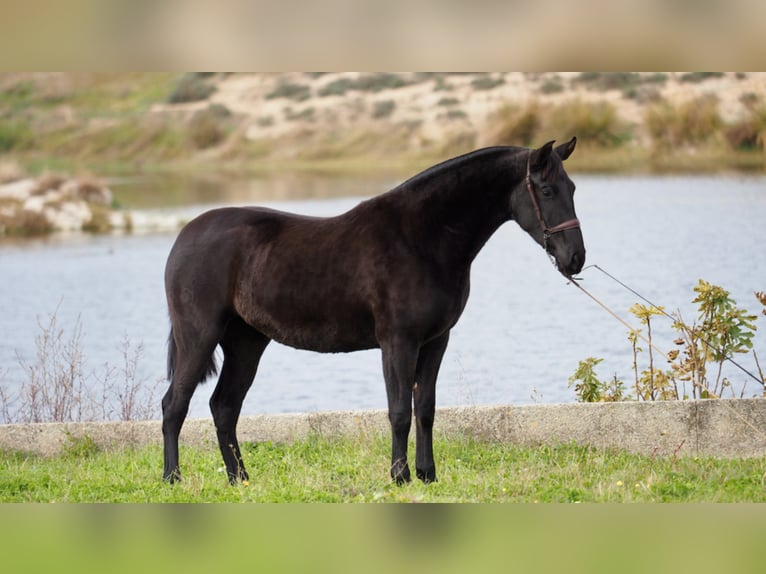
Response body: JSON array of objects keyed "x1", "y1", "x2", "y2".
[
  {"x1": 645, "y1": 96, "x2": 722, "y2": 150},
  {"x1": 725, "y1": 97, "x2": 766, "y2": 151},
  {"x1": 484, "y1": 99, "x2": 630, "y2": 151},
  {"x1": 483, "y1": 103, "x2": 541, "y2": 147},
  {"x1": 547, "y1": 99, "x2": 629, "y2": 147}
]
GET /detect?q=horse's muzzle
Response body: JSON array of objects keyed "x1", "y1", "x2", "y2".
[{"x1": 565, "y1": 250, "x2": 585, "y2": 276}]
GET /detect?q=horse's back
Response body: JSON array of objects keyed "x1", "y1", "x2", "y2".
[{"x1": 167, "y1": 206, "x2": 321, "y2": 269}]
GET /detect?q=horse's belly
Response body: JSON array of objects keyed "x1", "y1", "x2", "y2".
[
  {"x1": 240, "y1": 304, "x2": 379, "y2": 353},
  {"x1": 280, "y1": 328, "x2": 379, "y2": 353}
]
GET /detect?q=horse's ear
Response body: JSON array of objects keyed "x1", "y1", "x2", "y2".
[
  {"x1": 530, "y1": 140, "x2": 555, "y2": 170},
  {"x1": 555, "y1": 137, "x2": 577, "y2": 161}
]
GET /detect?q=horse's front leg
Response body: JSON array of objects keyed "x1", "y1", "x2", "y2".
[
  {"x1": 381, "y1": 337, "x2": 419, "y2": 484},
  {"x1": 414, "y1": 331, "x2": 449, "y2": 484}
]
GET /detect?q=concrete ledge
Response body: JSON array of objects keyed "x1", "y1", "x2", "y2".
[{"x1": 1, "y1": 399, "x2": 765, "y2": 458}]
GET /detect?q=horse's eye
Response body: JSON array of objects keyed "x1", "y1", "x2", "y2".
[{"x1": 541, "y1": 184, "x2": 554, "y2": 198}]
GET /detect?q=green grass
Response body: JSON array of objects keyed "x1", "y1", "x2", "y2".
[{"x1": 2, "y1": 433, "x2": 765, "y2": 502}]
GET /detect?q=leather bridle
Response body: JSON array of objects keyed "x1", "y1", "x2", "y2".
[{"x1": 525, "y1": 151, "x2": 580, "y2": 252}]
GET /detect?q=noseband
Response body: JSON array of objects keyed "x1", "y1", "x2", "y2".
[{"x1": 525, "y1": 151, "x2": 580, "y2": 252}]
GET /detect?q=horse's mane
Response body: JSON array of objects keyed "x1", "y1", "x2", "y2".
[
  {"x1": 346, "y1": 145, "x2": 526, "y2": 223},
  {"x1": 395, "y1": 146, "x2": 521, "y2": 193}
]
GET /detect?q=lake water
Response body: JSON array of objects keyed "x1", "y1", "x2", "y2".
[{"x1": 1, "y1": 173, "x2": 764, "y2": 421}]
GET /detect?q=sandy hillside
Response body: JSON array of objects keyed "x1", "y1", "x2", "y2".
[{"x1": 155, "y1": 72, "x2": 766, "y2": 149}]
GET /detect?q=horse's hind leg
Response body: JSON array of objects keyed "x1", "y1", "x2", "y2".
[
  {"x1": 162, "y1": 334, "x2": 220, "y2": 483},
  {"x1": 210, "y1": 317, "x2": 270, "y2": 484},
  {"x1": 414, "y1": 332, "x2": 449, "y2": 484}
]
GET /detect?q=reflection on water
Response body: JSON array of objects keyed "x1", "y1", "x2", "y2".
[
  {"x1": 1, "y1": 172, "x2": 765, "y2": 421},
  {"x1": 109, "y1": 169, "x2": 407, "y2": 209}
]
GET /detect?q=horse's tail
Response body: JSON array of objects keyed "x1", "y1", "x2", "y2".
[
  {"x1": 166, "y1": 326, "x2": 218, "y2": 384},
  {"x1": 167, "y1": 327, "x2": 177, "y2": 382}
]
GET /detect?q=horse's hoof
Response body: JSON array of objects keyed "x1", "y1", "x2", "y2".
[
  {"x1": 391, "y1": 461, "x2": 411, "y2": 485},
  {"x1": 393, "y1": 474, "x2": 412, "y2": 486},
  {"x1": 227, "y1": 471, "x2": 250, "y2": 486},
  {"x1": 416, "y1": 467, "x2": 437, "y2": 484},
  {"x1": 163, "y1": 468, "x2": 182, "y2": 484}
]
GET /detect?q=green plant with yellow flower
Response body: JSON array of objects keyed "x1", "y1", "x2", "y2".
[{"x1": 571, "y1": 280, "x2": 763, "y2": 402}]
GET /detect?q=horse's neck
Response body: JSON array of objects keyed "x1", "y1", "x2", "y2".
[{"x1": 404, "y1": 150, "x2": 519, "y2": 268}]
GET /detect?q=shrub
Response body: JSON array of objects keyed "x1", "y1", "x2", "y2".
[
  {"x1": 433, "y1": 76, "x2": 454, "y2": 92},
  {"x1": 574, "y1": 73, "x2": 667, "y2": 99},
  {"x1": 318, "y1": 78, "x2": 354, "y2": 97},
  {"x1": 167, "y1": 73, "x2": 216, "y2": 104},
  {"x1": 266, "y1": 82, "x2": 311, "y2": 102},
  {"x1": 372, "y1": 100, "x2": 396, "y2": 119},
  {"x1": 471, "y1": 74, "x2": 505, "y2": 91},
  {"x1": 539, "y1": 77, "x2": 565, "y2": 94},
  {"x1": 574, "y1": 72, "x2": 642, "y2": 92},
  {"x1": 679, "y1": 72, "x2": 725, "y2": 83},
  {"x1": 187, "y1": 105, "x2": 231, "y2": 149},
  {"x1": 442, "y1": 109, "x2": 468, "y2": 121},
  {"x1": 0, "y1": 119, "x2": 34, "y2": 152},
  {"x1": 437, "y1": 97, "x2": 460, "y2": 107},
  {"x1": 319, "y1": 74, "x2": 410, "y2": 97},
  {"x1": 284, "y1": 107, "x2": 316, "y2": 122},
  {"x1": 623, "y1": 86, "x2": 662, "y2": 104},
  {"x1": 572, "y1": 279, "x2": 763, "y2": 403},
  {"x1": 353, "y1": 73, "x2": 410, "y2": 92},
  {"x1": 568, "y1": 358, "x2": 627, "y2": 402},
  {"x1": 0, "y1": 205, "x2": 52, "y2": 236},
  {"x1": 643, "y1": 73, "x2": 670, "y2": 84},
  {"x1": 0, "y1": 308, "x2": 161, "y2": 423}
]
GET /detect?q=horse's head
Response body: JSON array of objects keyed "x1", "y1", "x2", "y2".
[{"x1": 511, "y1": 137, "x2": 586, "y2": 277}]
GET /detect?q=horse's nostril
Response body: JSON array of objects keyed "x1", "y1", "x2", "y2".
[{"x1": 570, "y1": 252, "x2": 583, "y2": 272}]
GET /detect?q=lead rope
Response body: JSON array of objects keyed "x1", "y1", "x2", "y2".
[
  {"x1": 568, "y1": 265, "x2": 764, "y2": 388},
  {"x1": 568, "y1": 276, "x2": 669, "y2": 361}
]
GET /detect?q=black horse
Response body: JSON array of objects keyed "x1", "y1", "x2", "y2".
[{"x1": 162, "y1": 138, "x2": 585, "y2": 484}]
